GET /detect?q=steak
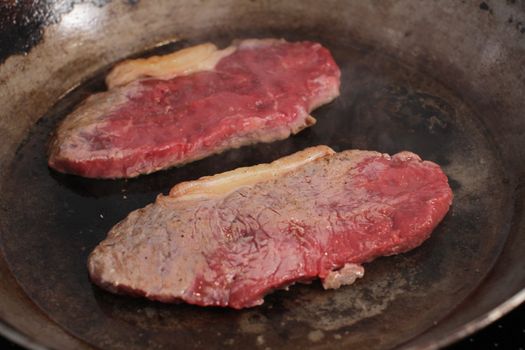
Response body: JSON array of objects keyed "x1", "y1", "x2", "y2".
[
  {"x1": 48, "y1": 39, "x2": 341, "y2": 178},
  {"x1": 88, "y1": 146, "x2": 453, "y2": 309}
]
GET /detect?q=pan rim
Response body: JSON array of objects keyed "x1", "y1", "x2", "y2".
[
  {"x1": 1, "y1": 285, "x2": 524, "y2": 349},
  {"x1": 399, "y1": 282, "x2": 525, "y2": 349},
  {"x1": 1, "y1": 0, "x2": 524, "y2": 346},
  {"x1": 0, "y1": 320, "x2": 51, "y2": 350}
]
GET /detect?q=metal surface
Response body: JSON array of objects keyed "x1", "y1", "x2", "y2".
[{"x1": 0, "y1": 1, "x2": 524, "y2": 349}]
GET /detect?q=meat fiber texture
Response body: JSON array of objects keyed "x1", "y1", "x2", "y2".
[
  {"x1": 88, "y1": 146, "x2": 453, "y2": 309},
  {"x1": 48, "y1": 39, "x2": 341, "y2": 178}
]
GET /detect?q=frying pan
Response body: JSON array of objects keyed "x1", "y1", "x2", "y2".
[{"x1": 1, "y1": 1, "x2": 524, "y2": 349}]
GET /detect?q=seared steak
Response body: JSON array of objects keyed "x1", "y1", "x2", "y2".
[
  {"x1": 88, "y1": 146, "x2": 453, "y2": 309},
  {"x1": 48, "y1": 39, "x2": 341, "y2": 178}
]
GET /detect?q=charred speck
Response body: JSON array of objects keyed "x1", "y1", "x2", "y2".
[
  {"x1": 479, "y1": 2, "x2": 489, "y2": 11},
  {"x1": 0, "y1": 0, "x2": 49, "y2": 63},
  {"x1": 0, "y1": 0, "x2": 139, "y2": 64},
  {"x1": 448, "y1": 178, "x2": 461, "y2": 191},
  {"x1": 517, "y1": 22, "x2": 525, "y2": 34}
]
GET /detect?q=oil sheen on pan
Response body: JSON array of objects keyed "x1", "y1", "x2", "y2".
[{"x1": 2, "y1": 28, "x2": 509, "y2": 349}]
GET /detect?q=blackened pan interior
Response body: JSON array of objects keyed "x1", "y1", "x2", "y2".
[{"x1": 0, "y1": 30, "x2": 515, "y2": 350}]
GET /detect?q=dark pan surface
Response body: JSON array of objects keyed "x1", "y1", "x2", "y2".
[{"x1": 0, "y1": 31, "x2": 515, "y2": 350}]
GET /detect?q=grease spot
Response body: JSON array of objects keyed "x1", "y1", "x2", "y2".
[
  {"x1": 224, "y1": 338, "x2": 235, "y2": 346},
  {"x1": 239, "y1": 313, "x2": 267, "y2": 334},
  {"x1": 284, "y1": 275, "x2": 408, "y2": 331},
  {"x1": 256, "y1": 335, "x2": 265, "y2": 346},
  {"x1": 308, "y1": 330, "x2": 325, "y2": 342}
]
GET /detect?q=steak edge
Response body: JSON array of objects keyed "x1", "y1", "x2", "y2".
[
  {"x1": 88, "y1": 146, "x2": 453, "y2": 309},
  {"x1": 48, "y1": 39, "x2": 341, "y2": 178}
]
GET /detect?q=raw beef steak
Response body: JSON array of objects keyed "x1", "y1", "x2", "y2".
[
  {"x1": 88, "y1": 146, "x2": 453, "y2": 309},
  {"x1": 48, "y1": 39, "x2": 341, "y2": 178}
]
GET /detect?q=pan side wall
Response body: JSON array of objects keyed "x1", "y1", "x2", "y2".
[{"x1": 0, "y1": 1, "x2": 524, "y2": 349}]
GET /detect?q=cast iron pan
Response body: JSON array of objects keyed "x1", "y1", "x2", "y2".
[{"x1": 0, "y1": 1, "x2": 524, "y2": 349}]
